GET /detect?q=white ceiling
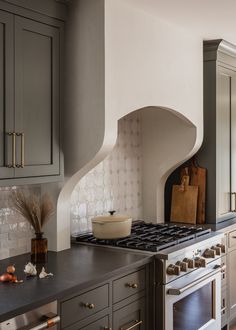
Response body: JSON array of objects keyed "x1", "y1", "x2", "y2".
[{"x1": 125, "y1": 0, "x2": 236, "y2": 44}]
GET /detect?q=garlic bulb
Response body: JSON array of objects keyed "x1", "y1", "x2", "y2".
[
  {"x1": 39, "y1": 267, "x2": 53, "y2": 279},
  {"x1": 24, "y1": 262, "x2": 37, "y2": 276}
]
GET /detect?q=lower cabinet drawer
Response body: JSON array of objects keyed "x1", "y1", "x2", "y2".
[
  {"x1": 113, "y1": 297, "x2": 145, "y2": 330},
  {"x1": 61, "y1": 284, "x2": 109, "y2": 328},
  {"x1": 113, "y1": 269, "x2": 145, "y2": 304},
  {"x1": 64, "y1": 315, "x2": 110, "y2": 330}
]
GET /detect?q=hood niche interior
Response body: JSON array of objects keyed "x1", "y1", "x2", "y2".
[{"x1": 70, "y1": 107, "x2": 197, "y2": 235}]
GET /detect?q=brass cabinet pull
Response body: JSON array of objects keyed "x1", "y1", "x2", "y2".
[
  {"x1": 126, "y1": 283, "x2": 138, "y2": 289},
  {"x1": 16, "y1": 132, "x2": 24, "y2": 168},
  {"x1": 6, "y1": 132, "x2": 16, "y2": 168},
  {"x1": 84, "y1": 303, "x2": 95, "y2": 309},
  {"x1": 221, "y1": 307, "x2": 227, "y2": 314},
  {"x1": 231, "y1": 192, "x2": 236, "y2": 212},
  {"x1": 104, "y1": 327, "x2": 112, "y2": 330},
  {"x1": 120, "y1": 320, "x2": 143, "y2": 330}
]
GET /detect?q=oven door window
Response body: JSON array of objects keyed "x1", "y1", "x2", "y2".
[{"x1": 173, "y1": 282, "x2": 213, "y2": 330}]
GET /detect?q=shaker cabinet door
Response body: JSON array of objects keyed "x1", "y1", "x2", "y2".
[
  {"x1": 14, "y1": 16, "x2": 60, "y2": 178},
  {"x1": 216, "y1": 66, "x2": 232, "y2": 217},
  {"x1": 113, "y1": 298, "x2": 145, "y2": 330},
  {"x1": 0, "y1": 10, "x2": 14, "y2": 179},
  {"x1": 228, "y1": 248, "x2": 236, "y2": 319},
  {"x1": 230, "y1": 70, "x2": 236, "y2": 206}
]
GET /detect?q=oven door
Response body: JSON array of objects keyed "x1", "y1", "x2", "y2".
[{"x1": 165, "y1": 261, "x2": 221, "y2": 330}]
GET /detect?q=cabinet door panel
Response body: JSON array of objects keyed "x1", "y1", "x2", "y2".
[
  {"x1": 216, "y1": 67, "x2": 231, "y2": 217},
  {"x1": 0, "y1": 10, "x2": 14, "y2": 178},
  {"x1": 113, "y1": 298, "x2": 145, "y2": 330},
  {"x1": 64, "y1": 315, "x2": 110, "y2": 330},
  {"x1": 228, "y1": 248, "x2": 236, "y2": 319},
  {"x1": 14, "y1": 16, "x2": 60, "y2": 177},
  {"x1": 231, "y1": 73, "x2": 236, "y2": 201}
]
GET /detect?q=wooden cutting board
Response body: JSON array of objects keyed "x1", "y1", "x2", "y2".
[
  {"x1": 181, "y1": 160, "x2": 206, "y2": 224},
  {"x1": 170, "y1": 175, "x2": 198, "y2": 224}
]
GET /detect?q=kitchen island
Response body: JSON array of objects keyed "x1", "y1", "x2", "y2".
[{"x1": 0, "y1": 244, "x2": 153, "y2": 327}]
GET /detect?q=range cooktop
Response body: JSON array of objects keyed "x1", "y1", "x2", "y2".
[{"x1": 72, "y1": 221, "x2": 211, "y2": 252}]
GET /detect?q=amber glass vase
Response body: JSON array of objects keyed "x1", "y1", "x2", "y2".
[{"x1": 31, "y1": 232, "x2": 48, "y2": 263}]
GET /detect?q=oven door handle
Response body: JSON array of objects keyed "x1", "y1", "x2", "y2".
[
  {"x1": 167, "y1": 265, "x2": 221, "y2": 296},
  {"x1": 29, "y1": 316, "x2": 60, "y2": 330}
]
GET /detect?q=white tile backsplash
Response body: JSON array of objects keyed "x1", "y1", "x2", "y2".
[
  {"x1": 71, "y1": 112, "x2": 143, "y2": 235},
  {"x1": 0, "y1": 186, "x2": 40, "y2": 260}
]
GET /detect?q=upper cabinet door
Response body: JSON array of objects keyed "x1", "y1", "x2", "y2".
[
  {"x1": 14, "y1": 16, "x2": 60, "y2": 178},
  {"x1": 0, "y1": 11, "x2": 14, "y2": 179},
  {"x1": 216, "y1": 66, "x2": 231, "y2": 217}
]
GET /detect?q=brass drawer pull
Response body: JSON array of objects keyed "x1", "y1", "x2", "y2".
[
  {"x1": 231, "y1": 192, "x2": 236, "y2": 212},
  {"x1": 83, "y1": 303, "x2": 95, "y2": 309},
  {"x1": 126, "y1": 283, "x2": 138, "y2": 289},
  {"x1": 16, "y1": 132, "x2": 25, "y2": 168},
  {"x1": 7, "y1": 132, "x2": 16, "y2": 168},
  {"x1": 221, "y1": 307, "x2": 227, "y2": 314},
  {"x1": 120, "y1": 320, "x2": 143, "y2": 330}
]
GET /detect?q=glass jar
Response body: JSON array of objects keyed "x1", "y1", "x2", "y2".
[{"x1": 31, "y1": 232, "x2": 48, "y2": 263}]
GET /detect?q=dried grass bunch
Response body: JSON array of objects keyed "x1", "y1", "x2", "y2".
[{"x1": 11, "y1": 191, "x2": 54, "y2": 234}]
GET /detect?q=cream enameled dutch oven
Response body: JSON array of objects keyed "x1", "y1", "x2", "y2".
[{"x1": 91, "y1": 211, "x2": 132, "y2": 239}]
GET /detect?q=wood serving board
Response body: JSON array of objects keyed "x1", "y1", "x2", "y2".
[
  {"x1": 170, "y1": 176, "x2": 198, "y2": 224},
  {"x1": 181, "y1": 162, "x2": 206, "y2": 224}
]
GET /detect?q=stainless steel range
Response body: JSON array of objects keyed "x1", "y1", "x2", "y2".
[{"x1": 73, "y1": 222, "x2": 225, "y2": 330}]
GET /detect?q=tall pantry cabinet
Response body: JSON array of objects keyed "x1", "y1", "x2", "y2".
[
  {"x1": 197, "y1": 39, "x2": 236, "y2": 223},
  {"x1": 0, "y1": 1, "x2": 65, "y2": 184}
]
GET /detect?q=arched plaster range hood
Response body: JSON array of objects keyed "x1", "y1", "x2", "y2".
[{"x1": 56, "y1": 0, "x2": 203, "y2": 251}]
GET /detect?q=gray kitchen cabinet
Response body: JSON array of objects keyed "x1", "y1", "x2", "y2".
[
  {"x1": 165, "y1": 39, "x2": 236, "y2": 224},
  {"x1": 60, "y1": 266, "x2": 149, "y2": 330},
  {"x1": 0, "y1": 10, "x2": 14, "y2": 179},
  {"x1": 113, "y1": 269, "x2": 146, "y2": 304},
  {"x1": 113, "y1": 297, "x2": 145, "y2": 330},
  {"x1": 228, "y1": 234, "x2": 236, "y2": 320},
  {"x1": 62, "y1": 315, "x2": 111, "y2": 330},
  {"x1": 61, "y1": 284, "x2": 109, "y2": 328},
  {"x1": 196, "y1": 40, "x2": 236, "y2": 223},
  {"x1": 14, "y1": 16, "x2": 60, "y2": 178},
  {"x1": 0, "y1": 2, "x2": 64, "y2": 184}
]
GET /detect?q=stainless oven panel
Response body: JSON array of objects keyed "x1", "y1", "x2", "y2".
[
  {"x1": 0, "y1": 301, "x2": 59, "y2": 330},
  {"x1": 164, "y1": 234, "x2": 225, "y2": 284},
  {"x1": 165, "y1": 260, "x2": 221, "y2": 330},
  {"x1": 221, "y1": 286, "x2": 227, "y2": 328}
]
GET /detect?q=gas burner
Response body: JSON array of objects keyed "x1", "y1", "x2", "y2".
[{"x1": 73, "y1": 221, "x2": 211, "y2": 252}]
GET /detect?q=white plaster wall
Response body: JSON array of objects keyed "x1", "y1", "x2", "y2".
[
  {"x1": 104, "y1": 0, "x2": 203, "y2": 142},
  {"x1": 59, "y1": 0, "x2": 203, "y2": 250}
]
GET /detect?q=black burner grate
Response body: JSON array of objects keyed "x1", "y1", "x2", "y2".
[{"x1": 73, "y1": 221, "x2": 211, "y2": 252}]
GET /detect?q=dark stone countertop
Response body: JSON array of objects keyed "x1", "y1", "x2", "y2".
[
  {"x1": 0, "y1": 245, "x2": 152, "y2": 322},
  {"x1": 192, "y1": 217, "x2": 236, "y2": 232}
]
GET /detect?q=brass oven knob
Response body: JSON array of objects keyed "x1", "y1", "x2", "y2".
[
  {"x1": 211, "y1": 246, "x2": 221, "y2": 255},
  {"x1": 216, "y1": 244, "x2": 226, "y2": 253},
  {"x1": 175, "y1": 261, "x2": 188, "y2": 272},
  {"x1": 203, "y1": 248, "x2": 216, "y2": 258},
  {"x1": 195, "y1": 257, "x2": 206, "y2": 268},
  {"x1": 183, "y1": 258, "x2": 195, "y2": 269},
  {"x1": 167, "y1": 264, "x2": 180, "y2": 275}
]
